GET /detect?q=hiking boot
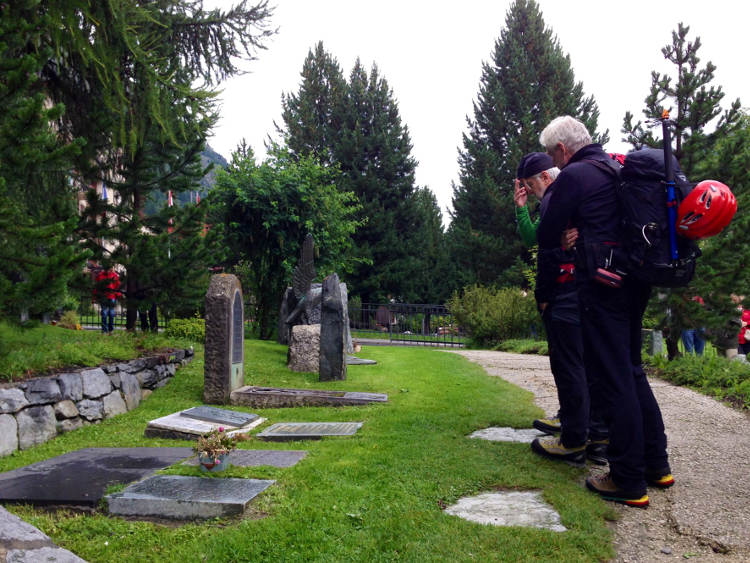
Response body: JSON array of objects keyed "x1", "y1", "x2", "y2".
[
  {"x1": 585, "y1": 473, "x2": 649, "y2": 508},
  {"x1": 533, "y1": 416, "x2": 561, "y2": 434},
  {"x1": 531, "y1": 435, "x2": 585, "y2": 466},
  {"x1": 646, "y1": 472, "x2": 675, "y2": 489},
  {"x1": 585, "y1": 438, "x2": 608, "y2": 466}
]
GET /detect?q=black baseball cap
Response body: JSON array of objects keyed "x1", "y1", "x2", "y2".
[{"x1": 518, "y1": 152, "x2": 554, "y2": 179}]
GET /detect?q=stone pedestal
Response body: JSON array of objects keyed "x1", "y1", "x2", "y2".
[
  {"x1": 204, "y1": 274, "x2": 244, "y2": 404},
  {"x1": 319, "y1": 274, "x2": 346, "y2": 381},
  {"x1": 287, "y1": 324, "x2": 320, "y2": 372}
]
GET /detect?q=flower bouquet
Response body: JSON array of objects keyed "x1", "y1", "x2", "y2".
[{"x1": 193, "y1": 427, "x2": 239, "y2": 472}]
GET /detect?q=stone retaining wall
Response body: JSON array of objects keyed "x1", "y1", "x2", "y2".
[{"x1": 0, "y1": 348, "x2": 194, "y2": 457}]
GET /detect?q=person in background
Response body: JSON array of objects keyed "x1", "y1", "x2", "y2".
[
  {"x1": 738, "y1": 307, "x2": 750, "y2": 355},
  {"x1": 94, "y1": 266, "x2": 122, "y2": 334},
  {"x1": 679, "y1": 295, "x2": 706, "y2": 355}
]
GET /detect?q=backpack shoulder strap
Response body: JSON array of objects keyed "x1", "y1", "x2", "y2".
[{"x1": 583, "y1": 158, "x2": 621, "y2": 179}]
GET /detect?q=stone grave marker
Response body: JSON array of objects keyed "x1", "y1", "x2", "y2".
[
  {"x1": 444, "y1": 491, "x2": 566, "y2": 532},
  {"x1": 106, "y1": 475, "x2": 275, "y2": 519},
  {"x1": 231, "y1": 386, "x2": 387, "y2": 408},
  {"x1": 145, "y1": 406, "x2": 265, "y2": 440},
  {"x1": 346, "y1": 355, "x2": 377, "y2": 366},
  {"x1": 182, "y1": 449, "x2": 307, "y2": 468},
  {"x1": 204, "y1": 274, "x2": 244, "y2": 404},
  {"x1": 257, "y1": 421, "x2": 363, "y2": 442},
  {"x1": 0, "y1": 447, "x2": 192, "y2": 507},
  {"x1": 180, "y1": 405, "x2": 259, "y2": 427},
  {"x1": 319, "y1": 273, "x2": 346, "y2": 381}
]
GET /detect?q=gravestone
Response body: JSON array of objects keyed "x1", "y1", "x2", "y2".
[
  {"x1": 106, "y1": 475, "x2": 275, "y2": 519},
  {"x1": 182, "y1": 449, "x2": 307, "y2": 468},
  {"x1": 0, "y1": 447, "x2": 192, "y2": 507},
  {"x1": 230, "y1": 386, "x2": 388, "y2": 408},
  {"x1": 257, "y1": 421, "x2": 362, "y2": 441},
  {"x1": 145, "y1": 406, "x2": 265, "y2": 440},
  {"x1": 204, "y1": 274, "x2": 244, "y2": 404},
  {"x1": 319, "y1": 273, "x2": 346, "y2": 381},
  {"x1": 181, "y1": 405, "x2": 258, "y2": 427}
]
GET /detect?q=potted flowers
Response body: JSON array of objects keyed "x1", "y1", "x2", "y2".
[{"x1": 193, "y1": 427, "x2": 238, "y2": 472}]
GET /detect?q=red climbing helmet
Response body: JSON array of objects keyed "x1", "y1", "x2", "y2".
[{"x1": 677, "y1": 180, "x2": 736, "y2": 239}]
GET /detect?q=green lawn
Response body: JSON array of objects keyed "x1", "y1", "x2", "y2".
[{"x1": 1, "y1": 339, "x2": 615, "y2": 562}]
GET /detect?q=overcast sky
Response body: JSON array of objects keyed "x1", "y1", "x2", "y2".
[{"x1": 204, "y1": 0, "x2": 748, "y2": 222}]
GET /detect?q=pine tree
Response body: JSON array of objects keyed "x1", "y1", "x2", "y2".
[
  {"x1": 622, "y1": 23, "x2": 742, "y2": 356},
  {"x1": 279, "y1": 42, "x2": 347, "y2": 167},
  {"x1": 281, "y1": 47, "x2": 434, "y2": 304},
  {"x1": 622, "y1": 22, "x2": 741, "y2": 178},
  {"x1": 448, "y1": 0, "x2": 604, "y2": 288},
  {"x1": 0, "y1": 1, "x2": 89, "y2": 319},
  {"x1": 38, "y1": 1, "x2": 275, "y2": 329}
]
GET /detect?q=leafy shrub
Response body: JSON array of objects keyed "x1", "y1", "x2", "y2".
[
  {"x1": 645, "y1": 353, "x2": 750, "y2": 408},
  {"x1": 496, "y1": 338, "x2": 549, "y2": 355},
  {"x1": 58, "y1": 310, "x2": 80, "y2": 330},
  {"x1": 164, "y1": 317, "x2": 205, "y2": 342},
  {"x1": 447, "y1": 285, "x2": 541, "y2": 348}
]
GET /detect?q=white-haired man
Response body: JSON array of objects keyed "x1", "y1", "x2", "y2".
[
  {"x1": 515, "y1": 152, "x2": 608, "y2": 466},
  {"x1": 535, "y1": 116, "x2": 673, "y2": 508}
]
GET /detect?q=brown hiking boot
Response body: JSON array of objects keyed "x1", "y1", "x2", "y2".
[{"x1": 585, "y1": 473, "x2": 649, "y2": 508}]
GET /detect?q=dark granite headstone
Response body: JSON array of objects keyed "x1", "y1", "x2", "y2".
[
  {"x1": 230, "y1": 386, "x2": 388, "y2": 408},
  {"x1": 182, "y1": 449, "x2": 307, "y2": 468},
  {"x1": 319, "y1": 273, "x2": 346, "y2": 381},
  {"x1": 204, "y1": 274, "x2": 244, "y2": 404},
  {"x1": 180, "y1": 406, "x2": 258, "y2": 427},
  {"x1": 0, "y1": 447, "x2": 192, "y2": 507},
  {"x1": 106, "y1": 475, "x2": 274, "y2": 519},
  {"x1": 257, "y1": 421, "x2": 363, "y2": 441}
]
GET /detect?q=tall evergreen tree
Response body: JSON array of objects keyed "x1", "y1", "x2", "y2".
[
  {"x1": 622, "y1": 22, "x2": 742, "y2": 356},
  {"x1": 448, "y1": 0, "x2": 604, "y2": 288},
  {"x1": 33, "y1": 0, "x2": 275, "y2": 329},
  {"x1": 0, "y1": 1, "x2": 89, "y2": 319},
  {"x1": 281, "y1": 47, "x2": 434, "y2": 304},
  {"x1": 279, "y1": 42, "x2": 347, "y2": 167}
]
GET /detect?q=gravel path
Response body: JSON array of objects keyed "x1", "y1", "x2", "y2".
[{"x1": 452, "y1": 350, "x2": 750, "y2": 562}]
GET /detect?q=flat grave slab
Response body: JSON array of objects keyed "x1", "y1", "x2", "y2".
[
  {"x1": 230, "y1": 386, "x2": 387, "y2": 408},
  {"x1": 106, "y1": 475, "x2": 275, "y2": 519},
  {"x1": 181, "y1": 405, "x2": 259, "y2": 427},
  {"x1": 145, "y1": 407, "x2": 265, "y2": 440},
  {"x1": 444, "y1": 491, "x2": 566, "y2": 532},
  {"x1": 346, "y1": 355, "x2": 377, "y2": 366},
  {"x1": 182, "y1": 449, "x2": 307, "y2": 468},
  {"x1": 468, "y1": 427, "x2": 546, "y2": 444},
  {"x1": 0, "y1": 447, "x2": 192, "y2": 507},
  {"x1": 257, "y1": 422, "x2": 363, "y2": 442}
]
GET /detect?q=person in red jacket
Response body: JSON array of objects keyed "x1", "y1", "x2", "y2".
[
  {"x1": 94, "y1": 267, "x2": 122, "y2": 333},
  {"x1": 738, "y1": 308, "x2": 750, "y2": 355}
]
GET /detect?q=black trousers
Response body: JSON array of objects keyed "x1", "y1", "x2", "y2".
[
  {"x1": 543, "y1": 291, "x2": 608, "y2": 447},
  {"x1": 579, "y1": 279, "x2": 669, "y2": 492}
]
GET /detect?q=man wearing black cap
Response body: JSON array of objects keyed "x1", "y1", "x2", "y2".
[{"x1": 514, "y1": 152, "x2": 608, "y2": 466}]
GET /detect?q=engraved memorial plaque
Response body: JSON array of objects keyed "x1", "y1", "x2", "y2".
[
  {"x1": 257, "y1": 421, "x2": 363, "y2": 441},
  {"x1": 180, "y1": 406, "x2": 258, "y2": 427}
]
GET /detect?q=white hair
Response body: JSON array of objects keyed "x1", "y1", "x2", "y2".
[
  {"x1": 539, "y1": 116, "x2": 592, "y2": 154},
  {"x1": 531, "y1": 167, "x2": 560, "y2": 182}
]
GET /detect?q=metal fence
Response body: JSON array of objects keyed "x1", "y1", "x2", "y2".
[
  {"x1": 350, "y1": 303, "x2": 464, "y2": 347},
  {"x1": 77, "y1": 298, "x2": 166, "y2": 331}
]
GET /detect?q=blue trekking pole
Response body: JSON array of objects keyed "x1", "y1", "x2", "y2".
[{"x1": 661, "y1": 110, "x2": 679, "y2": 261}]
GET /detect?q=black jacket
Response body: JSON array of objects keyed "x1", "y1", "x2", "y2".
[{"x1": 537, "y1": 143, "x2": 620, "y2": 280}]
